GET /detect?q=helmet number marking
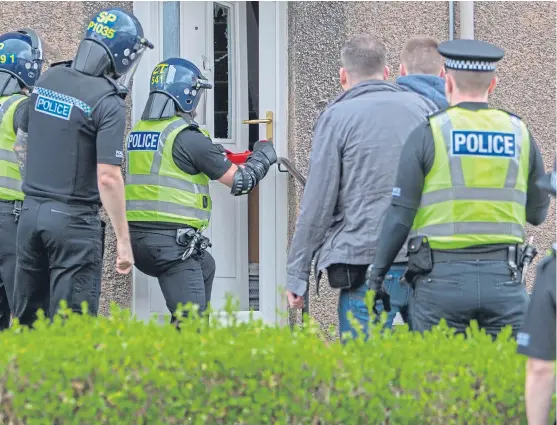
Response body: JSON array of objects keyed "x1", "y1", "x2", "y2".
[
  {"x1": 88, "y1": 12, "x2": 118, "y2": 40},
  {"x1": 151, "y1": 63, "x2": 169, "y2": 85},
  {"x1": 88, "y1": 21, "x2": 116, "y2": 40},
  {"x1": 0, "y1": 55, "x2": 15, "y2": 64}
]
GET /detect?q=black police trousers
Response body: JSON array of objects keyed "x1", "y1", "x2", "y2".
[
  {"x1": 0, "y1": 201, "x2": 18, "y2": 329},
  {"x1": 410, "y1": 259, "x2": 528, "y2": 339},
  {"x1": 13, "y1": 197, "x2": 104, "y2": 326},
  {"x1": 130, "y1": 229, "x2": 216, "y2": 324}
]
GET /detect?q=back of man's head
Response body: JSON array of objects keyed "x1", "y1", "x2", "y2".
[
  {"x1": 446, "y1": 69, "x2": 495, "y2": 96},
  {"x1": 400, "y1": 36, "x2": 444, "y2": 76},
  {"x1": 340, "y1": 35, "x2": 388, "y2": 90}
]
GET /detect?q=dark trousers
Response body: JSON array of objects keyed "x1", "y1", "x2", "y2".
[
  {"x1": 410, "y1": 260, "x2": 529, "y2": 338},
  {"x1": 0, "y1": 201, "x2": 17, "y2": 329},
  {"x1": 13, "y1": 197, "x2": 104, "y2": 326},
  {"x1": 130, "y1": 229, "x2": 216, "y2": 323}
]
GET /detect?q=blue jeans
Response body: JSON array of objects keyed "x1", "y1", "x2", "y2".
[
  {"x1": 338, "y1": 264, "x2": 411, "y2": 341},
  {"x1": 377, "y1": 265, "x2": 412, "y2": 329}
]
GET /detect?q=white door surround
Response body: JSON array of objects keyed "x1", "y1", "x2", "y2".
[{"x1": 131, "y1": 1, "x2": 289, "y2": 326}]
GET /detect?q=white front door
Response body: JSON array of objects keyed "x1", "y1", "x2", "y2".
[{"x1": 131, "y1": 1, "x2": 288, "y2": 325}]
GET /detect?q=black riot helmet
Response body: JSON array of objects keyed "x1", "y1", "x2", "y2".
[
  {"x1": 73, "y1": 7, "x2": 153, "y2": 90},
  {"x1": 0, "y1": 28, "x2": 44, "y2": 96},
  {"x1": 141, "y1": 58, "x2": 212, "y2": 121}
]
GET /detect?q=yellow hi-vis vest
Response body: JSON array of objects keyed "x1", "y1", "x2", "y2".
[
  {"x1": 410, "y1": 107, "x2": 530, "y2": 250},
  {"x1": 0, "y1": 94, "x2": 26, "y2": 201},
  {"x1": 125, "y1": 117, "x2": 212, "y2": 229}
]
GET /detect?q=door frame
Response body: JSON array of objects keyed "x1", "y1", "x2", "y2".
[{"x1": 131, "y1": 1, "x2": 289, "y2": 326}]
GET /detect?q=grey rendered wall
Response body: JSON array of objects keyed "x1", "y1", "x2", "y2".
[
  {"x1": 287, "y1": 1, "x2": 556, "y2": 334},
  {"x1": 474, "y1": 1, "x2": 556, "y2": 285},
  {"x1": 0, "y1": 1, "x2": 133, "y2": 315}
]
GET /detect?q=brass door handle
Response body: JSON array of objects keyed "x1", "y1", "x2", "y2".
[
  {"x1": 242, "y1": 118, "x2": 271, "y2": 124},
  {"x1": 242, "y1": 111, "x2": 273, "y2": 141}
]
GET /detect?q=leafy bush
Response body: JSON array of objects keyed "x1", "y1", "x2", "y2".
[{"x1": 0, "y1": 297, "x2": 549, "y2": 425}]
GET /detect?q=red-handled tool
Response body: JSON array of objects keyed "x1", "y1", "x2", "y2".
[
  {"x1": 224, "y1": 140, "x2": 275, "y2": 165},
  {"x1": 225, "y1": 149, "x2": 252, "y2": 164}
]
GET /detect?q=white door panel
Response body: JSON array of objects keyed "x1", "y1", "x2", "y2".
[
  {"x1": 205, "y1": 183, "x2": 239, "y2": 279},
  {"x1": 199, "y1": 1, "x2": 249, "y2": 310}
]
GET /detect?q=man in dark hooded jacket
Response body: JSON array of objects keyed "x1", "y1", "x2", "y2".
[
  {"x1": 374, "y1": 36, "x2": 450, "y2": 329},
  {"x1": 397, "y1": 36, "x2": 449, "y2": 110},
  {"x1": 285, "y1": 35, "x2": 437, "y2": 341}
]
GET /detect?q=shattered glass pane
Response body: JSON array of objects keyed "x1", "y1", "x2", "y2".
[{"x1": 213, "y1": 3, "x2": 232, "y2": 139}]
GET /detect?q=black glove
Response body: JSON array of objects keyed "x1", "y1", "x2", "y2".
[
  {"x1": 252, "y1": 140, "x2": 277, "y2": 165},
  {"x1": 366, "y1": 266, "x2": 391, "y2": 314}
]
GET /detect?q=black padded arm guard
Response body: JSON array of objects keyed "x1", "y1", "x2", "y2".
[{"x1": 230, "y1": 141, "x2": 277, "y2": 196}]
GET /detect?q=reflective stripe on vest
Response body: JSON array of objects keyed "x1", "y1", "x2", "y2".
[
  {"x1": 410, "y1": 108, "x2": 530, "y2": 250},
  {"x1": 125, "y1": 117, "x2": 212, "y2": 229},
  {"x1": 0, "y1": 94, "x2": 26, "y2": 201}
]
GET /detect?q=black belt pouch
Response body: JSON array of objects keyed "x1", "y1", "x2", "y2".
[
  {"x1": 327, "y1": 263, "x2": 368, "y2": 290},
  {"x1": 404, "y1": 236, "x2": 433, "y2": 284}
]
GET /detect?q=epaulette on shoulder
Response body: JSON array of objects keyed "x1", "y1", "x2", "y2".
[
  {"x1": 184, "y1": 123, "x2": 201, "y2": 133},
  {"x1": 178, "y1": 114, "x2": 198, "y2": 128},
  {"x1": 495, "y1": 108, "x2": 523, "y2": 121},
  {"x1": 50, "y1": 60, "x2": 73, "y2": 68},
  {"x1": 427, "y1": 105, "x2": 452, "y2": 120},
  {"x1": 102, "y1": 76, "x2": 128, "y2": 99}
]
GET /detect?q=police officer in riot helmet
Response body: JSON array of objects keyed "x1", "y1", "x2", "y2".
[
  {"x1": 517, "y1": 162, "x2": 556, "y2": 425},
  {"x1": 0, "y1": 28, "x2": 44, "y2": 329},
  {"x1": 367, "y1": 39, "x2": 550, "y2": 338},
  {"x1": 125, "y1": 58, "x2": 277, "y2": 324},
  {"x1": 12, "y1": 8, "x2": 154, "y2": 326}
]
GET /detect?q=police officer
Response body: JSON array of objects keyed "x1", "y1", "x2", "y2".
[
  {"x1": 367, "y1": 39, "x2": 550, "y2": 338},
  {"x1": 0, "y1": 29, "x2": 44, "y2": 329},
  {"x1": 12, "y1": 8, "x2": 154, "y2": 326},
  {"x1": 125, "y1": 58, "x2": 277, "y2": 324},
  {"x1": 517, "y1": 164, "x2": 556, "y2": 425}
]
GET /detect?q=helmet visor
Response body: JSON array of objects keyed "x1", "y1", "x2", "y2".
[
  {"x1": 116, "y1": 46, "x2": 145, "y2": 90},
  {"x1": 195, "y1": 89, "x2": 208, "y2": 126}
]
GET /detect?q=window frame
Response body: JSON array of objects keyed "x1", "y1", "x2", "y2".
[
  {"x1": 204, "y1": 0, "x2": 238, "y2": 145},
  {"x1": 161, "y1": 1, "x2": 181, "y2": 61},
  {"x1": 210, "y1": 1, "x2": 235, "y2": 142}
]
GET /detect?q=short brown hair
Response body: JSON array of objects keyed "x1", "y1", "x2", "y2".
[
  {"x1": 341, "y1": 35, "x2": 387, "y2": 78},
  {"x1": 447, "y1": 69, "x2": 495, "y2": 95},
  {"x1": 401, "y1": 36, "x2": 443, "y2": 75}
]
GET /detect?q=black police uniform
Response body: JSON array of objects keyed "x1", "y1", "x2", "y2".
[
  {"x1": 130, "y1": 125, "x2": 233, "y2": 320},
  {"x1": 0, "y1": 98, "x2": 28, "y2": 328},
  {"x1": 517, "y1": 166, "x2": 556, "y2": 425},
  {"x1": 369, "y1": 40, "x2": 550, "y2": 338},
  {"x1": 517, "y1": 244, "x2": 556, "y2": 361},
  {"x1": 13, "y1": 63, "x2": 126, "y2": 324}
]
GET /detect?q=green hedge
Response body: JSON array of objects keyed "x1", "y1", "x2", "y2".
[{"x1": 0, "y1": 298, "x2": 549, "y2": 425}]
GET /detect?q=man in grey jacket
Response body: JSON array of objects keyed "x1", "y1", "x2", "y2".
[{"x1": 285, "y1": 35, "x2": 437, "y2": 340}]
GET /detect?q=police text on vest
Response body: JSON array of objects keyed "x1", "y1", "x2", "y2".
[
  {"x1": 35, "y1": 95, "x2": 72, "y2": 121},
  {"x1": 451, "y1": 130, "x2": 516, "y2": 158},
  {"x1": 127, "y1": 132, "x2": 161, "y2": 151}
]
